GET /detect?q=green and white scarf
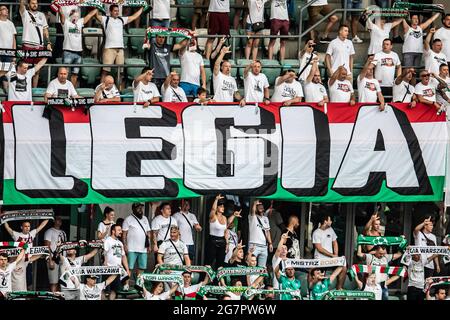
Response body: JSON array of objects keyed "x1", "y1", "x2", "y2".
[
  {"x1": 401, "y1": 246, "x2": 450, "y2": 265},
  {"x1": 0, "y1": 210, "x2": 54, "y2": 225},
  {"x1": 146, "y1": 27, "x2": 193, "y2": 40},
  {"x1": 7, "y1": 291, "x2": 64, "y2": 300},
  {"x1": 0, "y1": 246, "x2": 50, "y2": 257},
  {"x1": 243, "y1": 288, "x2": 302, "y2": 300},
  {"x1": 50, "y1": 0, "x2": 105, "y2": 13},
  {"x1": 423, "y1": 276, "x2": 450, "y2": 293},
  {"x1": 321, "y1": 290, "x2": 376, "y2": 300},
  {"x1": 348, "y1": 264, "x2": 407, "y2": 280},
  {"x1": 155, "y1": 264, "x2": 216, "y2": 280},
  {"x1": 283, "y1": 256, "x2": 346, "y2": 269},
  {"x1": 139, "y1": 273, "x2": 184, "y2": 287},
  {"x1": 0, "y1": 241, "x2": 29, "y2": 250},
  {"x1": 357, "y1": 234, "x2": 408, "y2": 250},
  {"x1": 216, "y1": 266, "x2": 268, "y2": 281},
  {"x1": 197, "y1": 285, "x2": 249, "y2": 297}
]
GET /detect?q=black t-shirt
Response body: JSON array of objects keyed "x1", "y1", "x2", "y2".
[
  {"x1": 224, "y1": 260, "x2": 248, "y2": 286},
  {"x1": 148, "y1": 38, "x2": 173, "y2": 80},
  {"x1": 283, "y1": 229, "x2": 301, "y2": 259}
]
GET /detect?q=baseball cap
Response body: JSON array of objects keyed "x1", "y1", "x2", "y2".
[
  {"x1": 132, "y1": 202, "x2": 144, "y2": 209},
  {"x1": 87, "y1": 275, "x2": 99, "y2": 279}
]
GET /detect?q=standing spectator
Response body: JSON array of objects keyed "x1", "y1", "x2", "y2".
[
  {"x1": 413, "y1": 217, "x2": 440, "y2": 278},
  {"x1": 224, "y1": 227, "x2": 240, "y2": 264},
  {"x1": 205, "y1": 195, "x2": 228, "y2": 270},
  {"x1": 435, "y1": 14, "x2": 450, "y2": 67},
  {"x1": 268, "y1": 0, "x2": 289, "y2": 61},
  {"x1": 157, "y1": 226, "x2": 191, "y2": 266},
  {"x1": 272, "y1": 232, "x2": 289, "y2": 289},
  {"x1": 205, "y1": 0, "x2": 230, "y2": 59},
  {"x1": 402, "y1": 13, "x2": 441, "y2": 68},
  {"x1": 0, "y1": 249, "x2": 25, "y2": 299},
  {"x1": 97, "y1": 206, "x2": 115, "y2": 240},
  {"x1": 150, "y1": 0, "x2": 171, "y2": 27},
  {"x1": 173, "y1": 200, "x2": 202, "y2": 262},
  {"x1": 307, "y1": 0, "x2": 339, "y2": 43},
  {"x1": 151, "y1": 202, "x2": 178, "y2": 253},
  {"x1": 373, "y1": 39, "x2": 402, "y2": 98},
  {"x1": 284, "y1": 215, "x2": 300, "y2": 260},
  {"x1": 242, "y1": 60, "x2": 270, "y2": 104},
  {"x1": 342, "y1": 0, "x2": 363, "y2": 43},
  {"x1": 175, "y1": 270, "x2": 210, "y2": 300},
  {"x1": 213, "y1": 46, "x2": 241, "y2": 102},
  {"x1": 298, "y1": 40, "x2": 318, "y2": 84},
  {"x1": 132, "y1": 67, "x2": 161, "y2": 105},
  {"x1": 357, "y1": 57, "x2": 385, "y2": 110},
  {"x1": 308, "y1": 266, "x2": 345, "y2": 300},
  {"x1": 366, "y1": 16, "x2": 403, "y2": 56},
  {"x1": 162, "y1": 71, "x2": 188, "y2": 102},
  {"x1": 19, "y1": 0, "x2": 51, "y2": 88},
  {"x1": 362, "y1": 212, "x2": 382, "y2": 253},
  {"x1": 403, "y1": 252, "x2": 438, "y2": 301},
  {"x1": 103, "y1": 224, "x2": 131, "y2": 300},
  {"x1": 178, "y1": 38, "x2": 206, "y2": 98},
  {"x1": 245, "y1": 0, "x2": 267, "y2": 60},
  {"x1": 192, "y1": 0, "x2": 208, "y2": 30},
  {"x1": 271, "y1": 70, "x2": 303, "y2": 105},
  {"x1": 248, "y1": 200, "x2": 273, "y2": 267},
  {"x1": 393, "y1": 68, "x2": 417, "y2": 105},
  {"x1": 354, "y1": 273, "x2": 382, "y2": 300},
  {"x1": 415, "y1": 71, "x2": 441, "y2": 111},
  {"x1": 325, "y1": 25, "x2": 355, "y2": 76},
  {"x1": 11, "y1": 252, "x2": 43, "y2": 293},
  {"x1": 122, "y1": 203, "x2": 151, "y2": 280},
  {"x1": 44, "y1": 67, "x2": 81, "y2": 101},
  {"x1": 59, "y1": 7, "x2": 98, "y2": 86},
  {"x1": 0, "y1": 59, "x2": 47, "y2": 102},
  {"x1": 94, "y1": 76, "x2": 121, "y2": 103},
  {"x1": 265, "y1": 204, "x2": 285, "y2": 253},
  {"x1": 328, "y1": 66, "x2": 355, "y2": 104},
  {"x1": 95, "y1": 5, "x2": 143, "y2": 88},
  {"x1": 304, "y1": 58, "x2": 328, "y2": 105},
  {"x1": 44, "y1": 216, "x2": 67, "y2": 293},
  {"x1": 0, "y1": 5, "x2": 17, "y2": 91},
  {"x1": 274, "y1": 263, "x2": 301, "y2": 300},
  {"x1": 424, "y1": 28, "x2": 448, "y2": 75}
]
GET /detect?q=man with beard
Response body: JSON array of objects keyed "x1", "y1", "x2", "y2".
[
  {"x1": 284, "y1": 216, "x2": 300, "y2": 260},
  {"x1": 248, "y1": 200, "x2": 273, "y2": 267},
  {"x1": 435, "y1": 14, "x2": 450, "y2": 68}
]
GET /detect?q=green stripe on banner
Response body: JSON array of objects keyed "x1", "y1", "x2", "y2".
[{"x1": 3, "y1": 176, "x2": 444, "y2": 204}]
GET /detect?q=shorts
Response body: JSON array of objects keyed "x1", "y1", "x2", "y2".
[
  {"x1": 208, "y1": 12, "x2": 230, "y2": 35},
  {"x1": 246, "y1": 23, "x2": 264, "y2": 33},
  {"x1": 179, "y1": 82, "x2": 199, "y2": 97},
  {"x1": 63, "y1": 51, "x2": 82, "y2": 75},
  {"x1": 194, "y1": 0, "x2": 210, "y2": 14},
  {"x1": 102, "y1": 48, "x2": 125, "y2": 72},
  {"x1": 150, "y1": 19, "x2": 171, "y2": 28},
  {"x1": 270, "y1": 19, "x2": 289, "y2": 36},
  {"x1": 343, "y1": 0, "x2": 362, "y2": 16},
  {"x1": 308, "y1": 5, "x2": 334, "y2": 20},
  {"x1": 127, "y1": 252, "x2": 148, "y2": 270},
  {"x1": 47, "y1": 261, "x2": 60, "y2": 284},
  {"x1": 22, "y1": 43, "x2": 45, "y2": 65}
]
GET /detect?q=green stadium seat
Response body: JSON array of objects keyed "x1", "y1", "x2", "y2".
[
  {"x1": 121, "y1": 88, "x2": 134, "y2": 102},
  {"x1": 237, "y1": 59, "x2": 251, "y2": 77},
  {"x1": 48, "y1": 27, "x2": 57, "y2": 45},
  {"x1": 80, "y1": 57, "x2": 101, "y2": 86},
  {"x1": 77, "y1": 88, "x2": 95, "y2": 97},
  {"x1": 128, "y1": 28, "x2": 147, "y2": 56},
  {"x1": 297, "y1": 272, "x2": 309, "y2": 298},
  {"x1": 260, "y1": 59, "x2": 281, "y2": 86},
  {"x1": 282, "y1": 59, "x2": 300, "y2": 70},
  {"x1": 177, "y1": 0, "x2": 194, "y2": 26},
  {"x1": 32, "y1": 88, "x2": 46, "y2": 102},
  {"x1": 16, "y1": 26, "x2": 23, "y2": 48},
  {"x1": 170, "y1": 58, "x2": 180, "y2": 67},
  {"x1": 230, "y1": 29, "x2": 241, "y2": 51},
  {"x1": 125, "y1": 58, "x2": 146, "y2": 82}
]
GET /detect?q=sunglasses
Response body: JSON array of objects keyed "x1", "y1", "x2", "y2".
[{"x1": 421, "y1": 74, "x2": 430, "y2": 77}]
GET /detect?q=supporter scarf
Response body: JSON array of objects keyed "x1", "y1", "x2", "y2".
[
  {"x1": 6, "y1": 291, "x2": 64, "y2": 300},
  {"x1": 102, "y1": 0, "x2": 152, "y2": 12},
  {"x1": 243, "y1": 288, "x2": 302, "y2": 300},
  {"x1": 139, "y1": 273, "x2": 184, "y2": 287},
  {"x1": 400, "y1": 246, "x2": 450, "y2": 265},
  {"x1": 155, "y1": 264, "x2": 216, "y2": 280},
  {"x1": 348, "y1": 264, "x2": 408, "y2": 280},
  {"x1": 216, "y1": 267, "x2": 268, "y2": 281},
  {"x1": 43, "y1": 98, "x2": 95, "y2": 120},
  {"x1": 423, "y1": 276, "x2": 450, "y2": 293},
  {"x1": 146, "y1": 27, "x2": 193, "y2": 40},
  {"x1": 321, "y1": 290, "x2": 376, "y2": 300},
  {"x1": 0, "y1": 209, "x2": 54, "y2": 225},
  {"x1": 283, "y1": 256, "x2": 347, "y2": 269},
  {"x1": 0, "y1": 246, "x2": 50, "y2": 257},
  {"x1": 0, "y1": 241, "x2": 29, "y2": 251},
  {"x1": 50, "y1": 0, "x2": 152, "y2": 13},
  {"x1": 55, "y1": 240, "x2": 103, "y2": 254},
  {"x1": 197, "y1": 285, "x2": 249, "y2": 297},
  {"x1": 393, "y1": 1, "x2": 445, "y2": 13},
  {"x1": 60, "y1": 265, "x2": 128, "y2": 284},
  {"x1": 356, "y1": 235, "x2": 408, "y2": 250},
  {"x1": 0, "y1": 49, "x2": 53, "y2": 59}
]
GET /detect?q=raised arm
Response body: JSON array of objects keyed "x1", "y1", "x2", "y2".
[
  {"x1": 276, "y1": 70, "x2": 295, "y2": 86},
  {"x1": 163, "y1": 72, "x2": 174, "y2": 91},
  {"x1": 59, "y1": 7, "x2": 66, "y2": 25},
  {"x1": 127, "y1": 7, "x2": 143, "y2": 24},
  {"x1": 402, "y1": 19, "x2": 410, "y2": 34},
  {"x1": 173, "y1": 38, "x2": 189, "y2": 52},
  {"x1": 83, "y1": 8, "x2": 98, "y2": 25},
  {"x1": 356, "y1": 243, "x2": 366, "y2": 260},
  {"x1": 391, "y1": 18, "x2": 404, "y2": 28},
  {"x1": 105, "y1": 274, "x2": 118, "y2": 286},
  {"x1": 133, "y1": 69, "x2": 154, "y2": 88},
  {"x1": 36, "y1": 219, "x2": 49, "y2": 234},
  {"x1": 3, "y1": 222, "x2": 14, "y2": 236},
  {"x1": 306, "y1": 57, "x2": 319, "y2": 83},
  {"x1": 325, "y1": 54, "x2": 332, "y2": 76},
  {"x1": 424, "y1": 28, "x2": 435, "y2": 51},
  {"x1": 420, "y1": 12, "x2": 441, "y2": 30},
  {"x1": 328, "y1": 66, "x2": 343, "y2": 87},
  {"x1": 211, "y1": 37, "x2": 226, "y2": 61},
  {"x1": 34, "y1": 57, "x2": 48, "y2": 73},
  {"x1": 94, "y1": 9, "x2": 103, "y2": 23},
  {"x1": 214, "y1": 46, "x2": 230, "y2": 76},
  {"x1": 414, "y1": 217, "x2": 431, "y2": 237},
  {"x1": 83, "y1": 248, "x2": 99, "y2": 262},
  {"x1": 227, "y1": 210, "x2": 242, "y2": 227},
  {"x1": 359, "y1": 56, "x2": 374, "y2": 80},
  {"x1": 19, "y1": 0, "x2": 26, "y2": 15},
  {"x1": 15, "y1": 247, "x2": 26, "y2": 264},
  {"x1": 210, "y1": 194, "x2": 224, "y2": 219},
  {"x1": 243, "y1": 61, "x2": 254, "y2": 79},
  {"x1": 364, "y1": 213, "x2": 379, "y2": 235}
]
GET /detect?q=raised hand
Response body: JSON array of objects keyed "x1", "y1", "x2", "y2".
[{"x1": 233, "y1": 209, "x2": 242, "y2": 218}]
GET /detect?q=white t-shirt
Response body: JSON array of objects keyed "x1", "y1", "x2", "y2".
[
  {"x1": 11, "y1": 260, "x2": 29, "y2": 292},
  {"x1": 423, "y1": 49, "x2": 448, "y2": 75},
  {"x1": 307, "y1": 0, "x2": 328, "y2": 6},
  {"x1": 97, "y1": 221, "x2": 114, "y2": 239},
  {"x1": 79, "y1": 282, "x2": 106, "y2": 300},
  {"x1": 12, "y1": 229, "x2": 38, "y2": 247},
  {"x1": 244, "y1": 72, "x2": 270, "y2": 102},
  {"x1": 44, "y1": 227, "x2": 67, "y2": 252},
  {"x1": 144, "y1": 290, "x2": 171, "y2": 300},
  {"x1": 208, "y1": 0, "x2": 230, "y2": 13},
  {"x1": 101, "y1": 15, "x2": 129, "y2": 49},
  {"x1": 373, "y1": 51, "x2": 401, "y2": 87},
  {"x1": 103, "y1": 237, "x2": 125, "y2": 267},
  {"x1": 122, "y1": 214, "x2": 151, "y2": 253},
  {"x1": 357, "y1": 76, "x2": 381, "y2": 103},
  {"x1": 158, "y1": 238, "x2": 188, "y2": 265},
  {"x1": 328, "y1": 79, "x2": 354, "y2": 102},
  {"x1": 246, "y1": 0, "x2": 267, "y2": 24},
  {"x1": 271, "y1": 78, "x2": 303, "y2": 102},
  {"x1": 60, "y1": 255, "x2": 85, "y2": 289},
  {"x1": 0, "y1": 19, "x2": 17, "y2": 49},
  {"x1": 363, "y1": 283, "x2": 383, "y2": 300},
  {"x1": 213, "y1": 72, "x2": 238, "y2": 102},
  {"x1": 312, "y1": 227, "x2": 337, "y2": 259},
  {"x1": 133, "y1": 80, "x2": 161, "y2": 103},
  {"x1": 270, "y1": 0, "x2": 289, "y2": 21},
  {"x1": 151, "y1": 215, "x2": 178, "y2": 242},
  {"x1": 6, "y1": 68, "x2": 36, "y2": 102},
  {"x1": 0, "y1": 262, "x2": 17, "y2": 296},
  {"x1": 304, "y1": 82, "x2": 328, "y2": 103},
  {"x1": 414, "y1": 231, "x2": 437, "y2": 269},
  {"x1": 393, "y1": 80, "x2": 415, "y2": 103},
  {"x1": 95, "y1": 84, "x2": 120, "y2": 100},
  {"x1": 162, "y1": 85, "x2": 188, "y2": 102},
  {"x1": 415, "y1": 82, "x2": 436, "y2": 103},
  {"x1": 403, "y1": 26, "x2": 424, "y2": 54},
  {"x1": 364, "y1": 253, "x2": 393, "y2": 283},
  {"x1": 367, "y1": 20, "x2": 392, "y2": 55},
  {"x1": 248, "y1": 214, "x2": 270, "y2": 246},
  {"x1": 405, "y1": 255, "x2": 427, "y2": 289},
  {"x1": 172, "y1": 211, "x2": 199, "y2": 246},
  {"x1": 435, "y1": 27, "x2": 450, "y2": 62},
  {"x1": 46, "y1": 78, "x2": 78, "y2": 98},
  {"x1": 63, "y1": 18, "x2": 84, "y2": 52},
  {"x1": 151, "y1": 0, "x2": 171, "y2": 19},
  {"x1": 180, "y1": 50, "x2": 204, "y2": 86},
  {"x1": 298, "y1": 52, "x2": 318, "y2": 82},
  {"x1": 434, "y1": 75, "x2": 450, "y2": 104},
  {"x1": 326, "y1": 38, "x2": 355, "y2": 74},
  {"x1": 21, "y1": 10, "x2": 48, "y2": 46}
]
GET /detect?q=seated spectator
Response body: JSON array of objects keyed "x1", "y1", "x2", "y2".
[
  {"x1": 328, "y1": 66, "x2": 355, "y2": 104},
  {"x1": 308, "y1": 267, "x2": 345, "y2": 300},
  {"x1": 205, "y1": 0, "x2": 231, "y2": 59},
  {"x1": 213, "y1": 46, "x2": 241, "y2": 102},
  {"x1": 366, "y1": 16, "x2": 403, "y2": 56},
  {"x1": 193, "y1": 87, "x2": 215, "y2": 104},
  {"x1": 94, "y1": 76, "x2": 121, "y2": 103},
  {"x1": 132, "y1": 67, "x2": 161, "y2": 106},
  {"x1": 298, "y1": 40, "x2": 318, "y2": 84},
  {"x1": 242, "y1": 61, "x2": 270, "y2": 105},
  {"x1": 77, "y1": 274, "x2": 117, "y2": 301},
  {"x1": 226, "y1": 279, "x2": 244, "y2": 300},
  {"x1": 304, "y1": 58, "x2": 328, "y2": 105},
  {"x1": 162, "y1": 72, "x2": 188, "y2": 102},
  {"x1": 373, "y1": 39, "x2": 402, "y2": 99},
  {"x1": 325, "y1": 25, "x2": 355, "y2": 76},
  {"x1": 268, "y1": 0, "x2": 289, "y2": 61},
  {"x1": 246, "y1": 254, "x2": 265, "y2": 289},
  {"x1": 44, "y1": 67, "x2": 81, "y2": 102},
  {"x1": 415, "y1": 71, "x2": 442, "y2": 111},
  {"x1": 424, "y1": 28, "x2": 448, "y2": 75},
  {"x1": 393, "y1": 68, "x2": 417, "y2": 105},
  {"x1": 157, "y1": 226, "x2": 191, "y2": 266},
  {"x1": 357, "y1": 57, "x2": 385, "y2": 110},
  {"x1": 142, "y1": 281, "x2": 179, "y2": 300},
  {"x1": 271, "y1": 70, "x2": 303, "y2": 105},
  {"x1": 178, "y1": 37, "x2": 206, "y2": 98},
  {"x1": 354, "y1": 273, "x2": 382, "y2": 300},
  {"x1": 274, "y1": 263, "x2": 301, "y2": 300},
  {"x1": 307, "y1": 0, "x2": 339, "y2": 43},
  {"x1": 245, "y1": 0, "x2": 267, "y2": 60}
]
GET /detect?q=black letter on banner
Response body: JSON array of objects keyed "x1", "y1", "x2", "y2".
[
  {"x1": 332, "y1": 106, "x2": 432, "y2": 196},
  {"x1": 94, "y1": 107, "x2": 178, "y2": 197},
  {"x1": 18, "y1": 108, "x2": 88, "y2": 198},
  {"x1": 281, "y1": 106, "x2": 330, "y2": 196},
  {"x1": 209, "y1": 107, "x2": 277, "y2": 195},
  {"x1": 0, "y1": 111, "x2": 4, "y2": 201}
]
